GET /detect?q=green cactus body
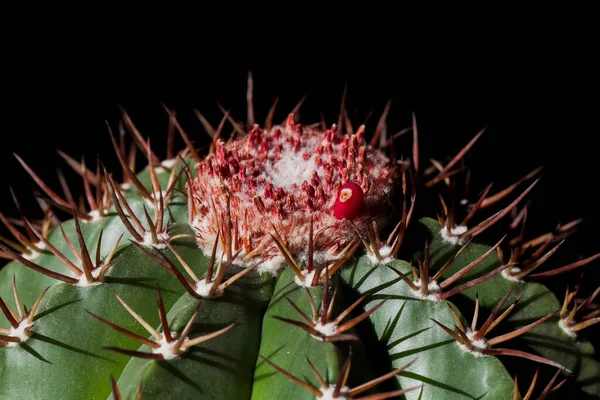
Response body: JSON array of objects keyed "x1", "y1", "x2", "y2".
[
  {"x1": 0, "y1": 96, "x2": 598, "y2": 400},
  {"x1": 251, "y1": 268, "x2": 344, "y2": 400},
  {"x1": 339, "y1": 256, "x2": 516, "y2": 399},
  {"x1": 419, "y1": 217, "x2": 600, "y2": 397}
]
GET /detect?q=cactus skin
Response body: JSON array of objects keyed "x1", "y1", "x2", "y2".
[
  {"x1": 115, "y1": 269, "x2": 272, "y2": 399},
  {"x1": 1, "y1": 93, "x2": 599, "y2": 400},
  {"x1": 251, "y1": 268, "x2": 344, "y2": 400},
  {"x1": 419, "y1": 217, "x2": 600, "y2": 397}
]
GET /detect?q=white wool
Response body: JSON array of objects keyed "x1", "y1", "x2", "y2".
[
  {"x1": 22, "y1": 250, "x2": 41, "y2": 261},
  {"x1": 152, "y1": 334, "x2": 180, "y2": 360},
  {"x1": 161, "y1": 158, "x2": 177, "y2": 168},
  {"x1": 412, "y1": 279, "x2": 442, "y2": 301},
  {"x1": 297, "y1": 250, "x2": 337, "y2": 268},
  {"x1": 367, "y1": 245, "x2": 394, "y2": 265},
  {"x1": 260, "y1": 137, "x2": 321, "y2": 191},
  {"x1": 194, "y1": 279, "x2": 223, "y2": 298},
  {"x1": 85, "y1": 209, "x2": 103, "y2": 223},
  {"x1": 255, "y1": 255, "x2": 286, "y2": 275},
  {"x1": 294, "y1": 269, "x2": 318, "y2": 287},
  {"x1": 142, "y1": 231, "x2": 169, "y2": 249},
  {"x1": 144, "y1": 191, "x2": 168, "y2": 209},
  {"x1": 76, "y1": 268, "x2": 103, "y2": 287},
  {"x1": 313, "y1": 321, "x2": 338, "y2": 339},
  {"x1": 559, "y1": 318, "x2": 578, "y2": 338},
  {"x1": 22, "y1": 240, "x2": 46, "y2": 261},
  {"x1": 440, "y1": 224, "x2": 468, "y2": 245},
  {"x1": 501, "y1": 266, "x2": 525, "y2": 282},
  {"x1": 317, "y1": 385, "x2": 350, "y2": 400},
  {"x1": 6, "y1": 319, "x2": 34, "y2": 347},
  {"x1": 457, "y1": 329, "x2": 488, "y2": 357}
]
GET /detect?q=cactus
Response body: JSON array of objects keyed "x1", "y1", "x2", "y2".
[{"x1": 1, "y1": 79, "x2": 599, "y2": 400}]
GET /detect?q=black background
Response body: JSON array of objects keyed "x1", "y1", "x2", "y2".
[{"x1": 1, "y1": 22, "x2": 598, "y2": 388}]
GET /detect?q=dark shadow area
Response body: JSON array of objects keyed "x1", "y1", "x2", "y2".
[
  {"x1": 31, "y1": 332, "x2": 114, "y2": 361},
  {"x1": 19, "y1": 342, "x2": 52, "y2": 364},
  {"x1": 265, "y1": 280, "x2": 298, "y2": 310},
  {"x1": 34, "y1": 298, "x2": 82, "y2": 321},
  {"x1": 251, "y1": 343, "x2": 286, "y2": 382},
  {"x1": 156, "y1": 360, "x2": 205, "y2": 392},
  {"x1": 389, "y1": 339, "x2": 454, "y2": 361},
  {"x1": 400, "y1": 371, "x2": 486, "y2": 400},
  {"x1": 387, "y1": 327, "x2": 432, "y2": 351},
  {"x1": 104, "y1": 276, "x2": 178, "y2": 294},
  {"x1": 381, "y1": 302, "x2": 407, "y2": 345},
  {"x1": 189, "y1": 346, "x2": 239, "y2": 363},
  {"x1": 182, "y1": 352, "x2": 238, "y2": 375},
  {"x1": 338, "y1": 279, "x2": 402, "y2": 394}
]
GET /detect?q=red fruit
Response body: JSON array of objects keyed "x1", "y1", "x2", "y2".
[{"x1": 333, "y1": 182, "x2": 364, "y2": 220}]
